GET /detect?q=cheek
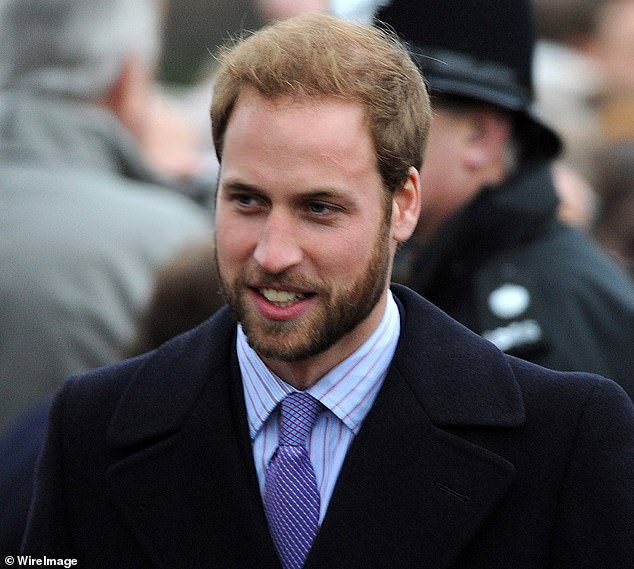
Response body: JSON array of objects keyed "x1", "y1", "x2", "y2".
[
  {"x1": 420, "y1": 135, "x2": 465, "y2": 211},
  {"x1": 316, "y1": 224, "x2": 381, "y2": 274},
  {"x1": 420, "y1": 133, "x2": 448, "y2": 191},
  {"x1": 419, "y1": 159, "x2": 445, "y2": 209},
  {"x1": 214, "y1": 218, "x2": 252, "y2": 276}
]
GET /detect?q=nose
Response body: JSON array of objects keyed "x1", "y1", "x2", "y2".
[{"x1": 253, "y1": 210, "x2": 303, "y2": 274}]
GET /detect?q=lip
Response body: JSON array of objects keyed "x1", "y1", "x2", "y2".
[{"x1": 248, "y1": 287, "x2": 315, "y2": 321}]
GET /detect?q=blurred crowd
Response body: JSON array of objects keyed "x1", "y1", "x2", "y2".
[
  {"x1": 533, "y1": 0, "x2": 634, "y2": 271},
  {"x1": 1, "y1": 0, "x2": 634, "y2": 555}
]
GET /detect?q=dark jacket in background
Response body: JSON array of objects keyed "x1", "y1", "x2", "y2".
[
  {"x1": 22, "y1": 286, "x2": 634, "y2": 568},
  {"x1": 0, "y1": 400, "x2": 50, "y2": 556},
  {"x1": 395, "y1": 161, "x2": 634, "y2": 399}
]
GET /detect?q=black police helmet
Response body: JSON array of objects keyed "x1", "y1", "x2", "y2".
[{"x1": 376, "y1": 0, "x2": 561, "y2": 159}]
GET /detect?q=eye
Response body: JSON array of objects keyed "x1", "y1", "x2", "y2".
[
  {"x1": 237, "y1": 194, "x2": 255, "y2": 206},
  {"x1": 306, "y1": 201, "x2": 337, "y2": 216},
  {"x1": 233, "y1": 193, "x2": 265, "y2": 211}
]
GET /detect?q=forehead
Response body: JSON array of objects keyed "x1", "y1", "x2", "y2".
[{"x1": 219, "y1": 88, "x2": 380, "y2": 191}]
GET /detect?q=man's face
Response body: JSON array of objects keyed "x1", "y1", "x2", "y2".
[
  {"x1": 215, "y1": 89, "x2": 393, "y2": 369},
  {"x1": 417, "y1": 105, "x2": 509, "y2": 242}
]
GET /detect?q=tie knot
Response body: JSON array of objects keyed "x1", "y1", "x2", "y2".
[{"x1": 279, "y1": 392, "x2": 321, "y2": 447}]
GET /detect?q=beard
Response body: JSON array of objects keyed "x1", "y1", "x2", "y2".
[{"x1": 216, "y1": 221, "x2": 392, "y2": 363}]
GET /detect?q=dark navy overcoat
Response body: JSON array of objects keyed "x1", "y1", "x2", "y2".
[{"x1": 23, "y1": 286, "x2": 634, "y2": 568}]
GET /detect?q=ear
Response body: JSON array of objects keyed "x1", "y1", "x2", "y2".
[
  {"x1": 391, "y1": 166, "x2": 422, "y2": 243},
  {"x1": 463, "y1": 109, "x2": 512, "y2": 175},
  {"x1": 103, "y1": 57, "x2": 151, "y2": 139}
]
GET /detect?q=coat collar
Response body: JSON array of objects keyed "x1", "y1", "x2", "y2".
[
  {"x1": 0, "y1": 91, "x2": 172, "y2": 187},
  {"x1": 390, "y1": 284, "x2": 525, "y2": 427},
  {"x1": 105, "y1": 286, "x2": 524, "y2": 568},
  {"x1": 106, "y1": 307, "x2": 281, "y2": 568},
  {"x1": 106, "y1": 306, "x2": 237, "y2": 450}
]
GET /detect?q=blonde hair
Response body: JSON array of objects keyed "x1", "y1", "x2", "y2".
[{"x1": 211, "y1": 13, "x2": 431, "y2": 193}]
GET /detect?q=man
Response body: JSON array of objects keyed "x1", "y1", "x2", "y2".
[
  {"x1": 23, "y1": 14, "x2": 633, "y2": 568},
  {"x1": 379, "y1": 0, "x2": 634, "y2": 398},
  {"x1": 0, "y1": 240, "x2": 223, "y2": 556},
  {"x1": 533, "y1": 0, "x2": 634, "y2": 176},
  {"x1": 532, "y1": 0, "x2": 604, "y2": 179},
  {"x1": 584, "y1": 0, "x2": 634, "y2": 139},
  {"x1": 0, "y1": 0, "x2": 212, "y2": 434},
  {"x1": 593, "y1": 141, "x2": 634, "y2": 278}
]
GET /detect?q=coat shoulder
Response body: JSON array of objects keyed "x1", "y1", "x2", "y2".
[{"x1": 54, "y1": 306, "x2": 235, "y2": 446}]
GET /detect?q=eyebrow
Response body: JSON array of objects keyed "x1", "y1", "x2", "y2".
[
  {"x1": 220, "y1": 178, "x2": 353, "y2": 202},
  {"x1": 220, "y1": 179, "x2": 260, "y2": 193}
]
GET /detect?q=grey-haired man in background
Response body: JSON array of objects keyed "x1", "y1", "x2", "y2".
[{"x1": 0, "y1": 0, "x2": 212, "y2": 435}]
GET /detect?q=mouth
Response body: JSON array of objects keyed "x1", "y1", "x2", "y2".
[{"x1": 258, "y1": 287, "x2": 313, "y2": 307}]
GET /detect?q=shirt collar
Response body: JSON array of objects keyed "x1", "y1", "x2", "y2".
[{"x1": 238, "y1": 291, "x2": 401, "y2": 439}]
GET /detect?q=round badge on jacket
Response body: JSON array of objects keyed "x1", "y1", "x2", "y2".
[{"x1": 487, "y1": 283, "x2": 531, "y2": 319}]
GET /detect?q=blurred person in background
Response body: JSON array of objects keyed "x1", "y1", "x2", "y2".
[
  {"x1": 0, "y1": 398, "x2": 51, "y2": 556},
  {"x1": 533, "y1": 0, "x2": 634, "y2": 173},
  {"x1": 124, "y1": 239, "x2": 225, "y2": 356},
  {"x1": 593, "y1": 141, "x2": 634, "y2": 278},
  {"x1": 532, "y1": 0, "x2": 604, "y2": 181},
  {"x1": 1, "y1": 239, "x2": 224, "y2": 555},
  {"x1": 532, "y1": 0, "x2": 602, "y2": 231},
  {"x1": 572, "y1": 0, "x2": 634, "y2": 281},
  {"x1": 551, "y1": 161, "x2": 598, "y2": 230},
  {"x1": 0, "y1": 0, "x2": 212, "y2": 436},
  {"x1": 583, "y1": 0, "x2": 634, "y2": 142},
  {"x1": 379, "y1": 0, "x2": 634, "y2": 399}
]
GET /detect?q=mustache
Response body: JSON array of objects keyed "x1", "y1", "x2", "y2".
[
  {"x1": 245, "y1": 269, "x2": 324, "y2": 291},
  {"x1": 220, "y1": 265, "x2": 327, "y2": 294}
]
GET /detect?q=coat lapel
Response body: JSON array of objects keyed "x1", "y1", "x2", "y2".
[
  {"x1": 306, "y1": 368, "x2": 517, "y2": 569},
  {"x1": 306, "y1": 287, "x2": 524, "y2": 568},
  {"x1": 105, "y1": 309, "x2": 280, "y2": 569}
]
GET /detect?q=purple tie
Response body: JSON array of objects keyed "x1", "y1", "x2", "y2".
[{"x1": 264, "y1": 392, "x2": 321, "y2": 569}]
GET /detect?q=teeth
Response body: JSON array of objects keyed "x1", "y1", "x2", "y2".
[{"x1": 260, "y1": 288, "x2": 307, "y2": 305}]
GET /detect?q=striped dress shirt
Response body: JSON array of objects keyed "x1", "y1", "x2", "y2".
[{"x1": 238, "y1": 291, "x2": 401, "y2": 523}]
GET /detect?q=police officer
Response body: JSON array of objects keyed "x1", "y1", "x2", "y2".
[{"x1": 380, "y1": 0, "x2": 634, "y2": 398}]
